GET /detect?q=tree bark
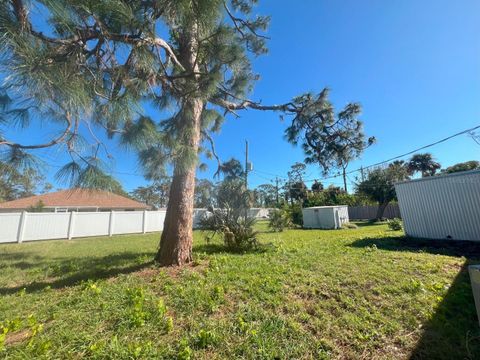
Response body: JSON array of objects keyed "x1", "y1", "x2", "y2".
[
  {"x1": 154, "y1": 22, "x2": 203, "y2": 266},
  {"x1": 155, "y1": 97, "x2": 203, "y2": 266},
  {"x1": 376, "y1": 202, "x2": 389, "y2": 220}
]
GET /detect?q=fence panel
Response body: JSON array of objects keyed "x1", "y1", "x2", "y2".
[
  {"x1": 348, "y1": 204, "x2": 401, "y2": 220},
  {"x1": 23, "y1": 213, "x2": 71, "y2": 241},
  {"x1": 113, "y1": 211, "x2": 144, "y2": 235},
  {"x1": 0, "y1": 213, "x2": 22, "y2": 243},
  {"x1": 74, "y1": 212, "x2": 110, "y2": 237},
  {"x1": 145, "y1": 211, "x2": 165, "y2": 232},
  {"x1": 0, "y1": 210, "x2": 167, "y2": 244}
]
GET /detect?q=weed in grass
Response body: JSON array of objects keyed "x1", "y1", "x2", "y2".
[{"x1": 194, "y1": 329, "x2": 218, "y2": 349}]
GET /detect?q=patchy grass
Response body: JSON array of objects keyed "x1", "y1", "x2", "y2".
[{"x1": 0, "y1": 223, "x2": 479, "y2": 359}]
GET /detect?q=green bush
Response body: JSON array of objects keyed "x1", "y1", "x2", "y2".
[
  {"x1": 341, "y1": 222, "x2": 358, "y2": 229},
  {"x1": 199, "y1": 210, "x2": 258, "y2": 250},
  {"x1": 387, "y1": 218, "x2": 403, "y2": 231},
  {"x1": 268, "y1": 208, "x2": 292, "y2": 232},
  {"x1": 289, "y1": 204, "x2": 303, "y2": 226}
]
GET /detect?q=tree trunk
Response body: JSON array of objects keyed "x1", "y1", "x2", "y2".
[
  {"x1": 155, "y1": 23, "x2": 203, "y2": 266},
  {"x1": 155, "y1": 97, "x2": 203, "y2": 266},
  {"x1": 342, "y1": 167, "x2": 348, "y2": 193},
  {"x1": 376, "y1": 202, "x2": 388, "y2": 220}
]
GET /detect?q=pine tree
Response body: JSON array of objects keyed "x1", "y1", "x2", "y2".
[
  {"x1": 284, "y1": 91, "x2": 375, "y2": 192},
  {"x1": 1, "y1": 1, "x2": 365, "y2": 266}
]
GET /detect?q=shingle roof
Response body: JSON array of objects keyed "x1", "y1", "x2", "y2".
[{"x1": 0, "y1": 189, "x2": 150, "y2": 210}]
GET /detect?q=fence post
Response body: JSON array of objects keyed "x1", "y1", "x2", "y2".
[
  {"x1": 108, "y1": 210, "x2": 115, "y2": 236},
  {"x1": 67, "y1": 211, "x2": 76, "y2": 240},
  {"x1": 17, "y1": 211, "x2": 27, "y2": 243},
  {"x1": 142, "y1": 210, "x2": 147, "y2": 234}
]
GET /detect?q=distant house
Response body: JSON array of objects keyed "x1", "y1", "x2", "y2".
[{"x1": 0, "y1": 189, "x2": 150, "y2": 213}]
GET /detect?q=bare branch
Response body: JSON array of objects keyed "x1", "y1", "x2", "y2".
[
  {"x1": 0, "y1": 112, "x2": 73, "y2": 149},
  {"x1": 223, "y1": 2, "x2": 270, "y2": 40},
  {"x1": 201, "y1": 130, "x2": 222, "y2": 176}
]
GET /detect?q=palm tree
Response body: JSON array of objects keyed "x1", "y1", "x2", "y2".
[
  {"x1": 407, "y1": 153, "x2": 441, "y2": 177},
  {"x1": 217, "y1": 158, "x2": 244, "y2": 181}
]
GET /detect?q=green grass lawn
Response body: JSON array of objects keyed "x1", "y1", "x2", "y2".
[{"x1": 1, "y1": 222, "x2": 480, "y2": 359}]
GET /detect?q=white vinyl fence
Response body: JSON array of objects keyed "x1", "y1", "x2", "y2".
[{"x1": 0, "y1": 210, "x2": 167, "y2": 244}]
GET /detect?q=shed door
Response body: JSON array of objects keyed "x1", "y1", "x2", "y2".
[{"x1": 334, "y1": 209, "x2": 340, "y2": 229}]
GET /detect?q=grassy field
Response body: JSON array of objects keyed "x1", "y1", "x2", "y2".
[{"x1": 1, "y1": 222, "x2": 479, "y2": 359}]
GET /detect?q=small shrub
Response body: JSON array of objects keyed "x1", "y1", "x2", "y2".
[
  {"x1": 268, "y1": 208, "x2": 292, "y2": 232},
  {"x1": 387, "y1": 218, "x2": 403, "y2": 231},
  {"x1": 341, "y1": 222, "x2": 358, "y2": 229},
  {"x1": 199, "y1": 210, "x2": 258, "y2": 250},
  {"x1": 289, "y1": 204, "x2": 303, "y2": 226}
]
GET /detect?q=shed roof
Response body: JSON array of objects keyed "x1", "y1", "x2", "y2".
[
  {"x1": 0, "y1": 189, "x2": 150, "y2": 210},
  {"x1": 394, "y1": 169, "x2": 480, "y2": 185}
]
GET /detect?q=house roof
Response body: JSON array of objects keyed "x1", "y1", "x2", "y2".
[{"x1": 0, "y1": 189, "x2": 150, "y2": 210}]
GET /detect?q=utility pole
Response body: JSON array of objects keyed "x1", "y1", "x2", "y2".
[
  {"x1": 360, "y1": 166, "x2": 365, "y2": 182},
  {"x1": 244, "y1": 140, "x2": 249, "y2": 219},
  {"x1": 275, "y1": 177, "x2": 279, "y2": 206},
  {"x1": 244, "y1": 140, "x2": 249, "y2": 189}
]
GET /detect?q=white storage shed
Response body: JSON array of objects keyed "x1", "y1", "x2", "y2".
[
  {"x1": 394, "y1": 169, "x2": 480, "y2": 241},
  {"x1": 302, "y1": 205, "x2": 349, "y2": 229}
]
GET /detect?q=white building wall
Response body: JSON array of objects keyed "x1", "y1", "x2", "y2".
[{"x1": 395, "y1": 170, "x2": 480, "y2": 241}]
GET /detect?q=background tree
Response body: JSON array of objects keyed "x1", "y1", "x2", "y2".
[
  {"x1": 131, "y1": 177, "x2": 171, "y2": 209},
  {"x1": 216, "y1": 158, "x2": 244, "y2": 182},
  {"x1": 216, "y1": 179, "x2": 250, "y2": 215},
  {"x1": 356, "y1": 163, "x2": 410, "y2": 219},
  {"x1": 407, "y1": 153, "x2": 441, "y2": 177},
  {"x1": 1, "y1": 1, "x2": 364, "y2": 266},
  {"x1": 27, "y1": 200, "x2": 45, "y2": 212},
  {"x1": 255, "y1": 183, "x2": 277, "y2": 207},
  {"x1": 311, "y1": 180, "x2": 324, "y2": 193},
  {"x1": 287, "y1": 162, "x2": 307, "y2": 182},
  {"x1": 442, "y1": 160, "x2": 480, "y2": 174},
  {"x1": 0, "y1": 161, "x2": 51, "y2": 202},
  {"x1": 130, "y1": 179, "x2": 170, "y2": 209},
  {"x1": 194, "y1": 179, "x2": 215, "y2": 208},
  {"x1": 288, "y1": 181, "x2": 308, "y2": 205},
  {"x1": 285, "y1": 163, "x2": 307, "y2": 205},
  {"x1": 284, "y1": 90, "x2": 375, "y2": 192}
]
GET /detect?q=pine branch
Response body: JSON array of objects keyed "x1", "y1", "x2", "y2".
[
  {"x1": 211, "y1": 89, "x2": 296, "y2": 113},
  {"x1": 0, "y1": 112, "x2": 73, "y2": 149},
  {"x1": 9, "y1": 0, "x2": 184, "y2": 71},
  {"x1": 201, "y1": 130, "x2": 222, "y2": 176}
]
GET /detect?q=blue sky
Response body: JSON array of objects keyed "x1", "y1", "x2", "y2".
[{"x1": 3, "y1": 0, "x2": 480, "y2": 192}]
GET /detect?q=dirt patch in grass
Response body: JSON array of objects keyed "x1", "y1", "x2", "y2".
[{"x1": 5, "y1": 329, "x2": 31, "y2": 346}]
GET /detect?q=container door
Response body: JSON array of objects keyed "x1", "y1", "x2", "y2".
[{"x1": 334, "y1": 209, "x2": 340, "y2": 229}]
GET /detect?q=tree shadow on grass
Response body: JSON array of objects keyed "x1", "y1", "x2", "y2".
[
  {"x1": 352, "y1": 220, "x2": 388, "y2": 228},
  {"x1": 193, "y1": 242, "x2": 271, "y2": 256},
  {"x1": 0, "y1": 252, "x2": 155, "y2": 296},
  {"x1": 350, "y1": 236, "x2": 480, "y2": 359}
]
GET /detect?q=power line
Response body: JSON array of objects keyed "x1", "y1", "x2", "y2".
[{"x1": 254, "y1": 123, "x2": 480, "y2": 184}]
